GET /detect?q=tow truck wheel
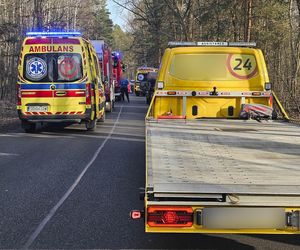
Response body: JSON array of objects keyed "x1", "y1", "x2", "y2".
[
  {"x1": 22, "y1": 121, "x2": 36, "y2": 133},
  {"x1": 85, "y1": 119, "x2": 97, "y2": 131}
]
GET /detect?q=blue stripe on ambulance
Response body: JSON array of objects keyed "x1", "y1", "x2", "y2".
[{"x1": 20, "y1": 83, "x2": 86, "y2": 90}]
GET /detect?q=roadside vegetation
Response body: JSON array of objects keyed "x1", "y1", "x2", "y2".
[{"x1": 0, "y1": 0, "x2": 300, "y2": 120}]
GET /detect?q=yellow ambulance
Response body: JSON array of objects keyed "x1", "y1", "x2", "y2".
[{"x1": 17, "y1": 31, "x2": 105, "y2": 132}]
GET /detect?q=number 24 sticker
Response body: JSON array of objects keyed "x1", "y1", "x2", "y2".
[{"x1": 226, "y1": 54, "x2": 258, "y2": 79}]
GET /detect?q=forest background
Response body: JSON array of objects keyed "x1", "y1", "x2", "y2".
[{"x1": 1, "y1": 0, "x2": 300, "y2": 119}]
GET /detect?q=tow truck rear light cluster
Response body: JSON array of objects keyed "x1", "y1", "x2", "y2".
[{"x1": 147, "y1": 207, "x2": 193, "y2": 227}]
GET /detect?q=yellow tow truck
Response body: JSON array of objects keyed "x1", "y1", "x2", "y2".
[{"x1": 131, "y1": 42, "x2": 300, "y2": 234}]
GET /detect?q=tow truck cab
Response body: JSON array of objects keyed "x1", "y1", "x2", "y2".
[
  {"x1": 17, "y1": 31, "x2": 105, "y2": 132},
  {"x1": 112, "y1": 51, "x2": 123, "y2": 101},
  {"x1": 153, "y1": 41, "x2": 272, "y2": 119}
]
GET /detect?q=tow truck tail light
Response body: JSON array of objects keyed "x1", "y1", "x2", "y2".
[
  {"x1": 86, "y1": 83, "x2": 91, "y2": 105},
  {"x1": 147, "y1": 207, "x2": 193, "y2": 227}
]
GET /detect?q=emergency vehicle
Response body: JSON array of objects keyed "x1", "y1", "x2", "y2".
[
  {"x1": 134, "y1": 67, "x2": 158, "y2": 96},
  {"x1": 17, "y1": 31, "x2": 105, "y2": 132},
  {"x1": 91, "y1": 40, "x2": 115, "y2": 112},
  {"x1": 131, "y1": 42, "x2": 300, "y2": 234},
  {"x1": 112, "y1": 51, "x2": 123, "y2": 101}
]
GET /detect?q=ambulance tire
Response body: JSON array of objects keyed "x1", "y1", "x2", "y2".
[
  {"x1": 22, "y1": 121, "x2": 36, "y2": 133},
  {"x1": 98, "y1": 110, "x2": 106, "y2": 122},
  {"x1": 107, "y1": 101, "x2": 113, "y2": 113},
  {"x1": 272, "y1": 110, "x2": 278, "y2": 120},
  {"x1": 85, "y1": 119, "x2": 97, "y2": 131},
  {"x1": 146, "y1": 96, "x2": 151, "y2": 104}
]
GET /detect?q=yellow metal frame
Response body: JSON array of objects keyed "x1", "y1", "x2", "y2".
[{"x1": 272, "y1": 91, "x2": 290, "y2": 120}]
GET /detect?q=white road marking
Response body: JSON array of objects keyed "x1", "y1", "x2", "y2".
[
  {"x1": 23, "y1": 106, "x2": 124, "y2": 249},
  {"x1": 0, "y1": 153, "x2": 19, "y2": 156},
  {"x1": 0, "y1": 133, "x2": 74, "y2": 139}
]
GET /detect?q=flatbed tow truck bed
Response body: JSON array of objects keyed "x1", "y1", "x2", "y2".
[{"x1": 146, "y1": 119, "x2": 300, "y2": 207}]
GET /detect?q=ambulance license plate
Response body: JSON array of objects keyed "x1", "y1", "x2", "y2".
[{"x1": 27, "y1": 106, "x2": 48, "y2": 112}]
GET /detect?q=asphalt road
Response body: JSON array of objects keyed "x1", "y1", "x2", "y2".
[{"x1": 0, "y1": 95, "x2": 300, "y2": 249}]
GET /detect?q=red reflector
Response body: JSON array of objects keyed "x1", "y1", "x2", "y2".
[
  {"x1": 252, "y1": 92, "x2": 261, "y2": 96},
  {"x1": 157, "y1": 115, "x2": 186, "y2": 120},
  {"x1": 147, "y1": 207, "x2": 193, "y2": 227},
  {"x1": 130, "y1": 210, "x2": 142, "y2": 219},
  {"x1": 86, "y1": 83, "x2": 91, "y2": 105},
  {"x1": 167, "y1": 91, "x2": 176, "y2": 95}
]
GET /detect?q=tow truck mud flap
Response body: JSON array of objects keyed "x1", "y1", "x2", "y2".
[{"x1": 201, "y1": 207, "x2": 285, "y2": 229}]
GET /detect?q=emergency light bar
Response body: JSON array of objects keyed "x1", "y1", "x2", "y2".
[
  {"x1": 26, "y1": 31, "x2": 82, "y2": 37},
  {"x1": 168, "y1": 41, "x2": 256, "y2": 48}
]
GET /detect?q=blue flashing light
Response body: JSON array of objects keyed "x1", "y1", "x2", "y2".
[{"x1": 26, "y1": 31, "x2": 82, "y2": 37}]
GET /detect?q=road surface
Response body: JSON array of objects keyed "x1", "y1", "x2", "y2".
[{"x1": 0, "y1": 96, "x2": 299, "y2": 249}]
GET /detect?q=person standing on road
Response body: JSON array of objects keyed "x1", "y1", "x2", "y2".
[{"x1": 120, "y1": 77, "x2": 130, "y2": 102}]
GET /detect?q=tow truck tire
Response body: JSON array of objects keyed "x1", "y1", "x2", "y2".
[
  {"x1": 22, "y1": 121, "x2": 36, "y2": 133},
  {"x1": 85, "y1": 119, "x2": 97, "y2": 131}
]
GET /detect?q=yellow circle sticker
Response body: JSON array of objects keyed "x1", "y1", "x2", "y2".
[{"x1": 226, "y1": 54, "x2": 258, "y2": 79}]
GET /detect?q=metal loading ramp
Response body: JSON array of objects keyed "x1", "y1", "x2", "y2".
[{"x1": 146, "y1": 119, "x2": 300, "y2": 196}]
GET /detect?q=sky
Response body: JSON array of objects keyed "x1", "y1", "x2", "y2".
[{"x1": 107, "y1": 0, "x2": 128, "y2": 30}]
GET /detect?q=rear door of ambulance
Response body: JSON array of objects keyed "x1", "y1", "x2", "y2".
[{"x1": 21, "y1": 36, "x2": 86, "y2": 118}]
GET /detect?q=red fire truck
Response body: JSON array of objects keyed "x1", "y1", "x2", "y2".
[
  {"x1": 91, "y1": 40, "x2": 115, "y2": 112},
  {"x1": 112, "y1": 51, "x2": 123, "y2": 101}
]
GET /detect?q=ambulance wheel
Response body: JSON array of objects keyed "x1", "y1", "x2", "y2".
[
  {"x1": 272, "y1": 110, "x2": 278, "y2": 120},
  {"x1": 22, "y1": 121, "x2": 36, "y2": 133},
  {"x1": 98, "y1": 111, "x2": 105, "y2": 122},
  {"x1": 85, "y1": 119, "x2": 97, "y2": 131},
  {"x1": 107, "y1": 101, "x2": 113, "y2": 113}
]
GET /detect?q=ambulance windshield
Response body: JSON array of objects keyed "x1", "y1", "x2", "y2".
[{"x1": 24, "y1": 53, "x2": 83, "y2": 82}]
